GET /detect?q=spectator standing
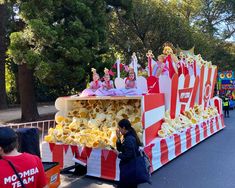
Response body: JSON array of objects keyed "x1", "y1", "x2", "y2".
[
  {"x1": 0, "y1": 127, "x2": 48, "y2": 188},
  {"x1": 223, "y1": 96, "x2": 230, "y2": 117},
  {"x1": 116, "y1": 119, "x2": 142, "y2": 188}
]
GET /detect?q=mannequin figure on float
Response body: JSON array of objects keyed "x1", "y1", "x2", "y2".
[{"x1": 80, "y1": 68, "x2": 102, "y2": 97}]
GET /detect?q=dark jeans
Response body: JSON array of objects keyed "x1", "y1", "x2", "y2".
[{"x1": 224, "y1": 106, "x2": 229, "y2": 117}]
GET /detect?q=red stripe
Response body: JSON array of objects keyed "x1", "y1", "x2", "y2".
[
  {"x1": 145, "y1": 120, "x2": 163, "y2": 146},
  {"x1": 63, "y1": 145, "x2": 69, "y2": 154},
  {"x1": 195, "y1": 125, "x2": 200, "y2": 143},
  {"x1": 101, "y1": 150, "x2": 117, "y2": 180},
  {"x1": 215, "y1": 116, "x2": 220, "y2": 131},
  {"x1": 144, "y1": 93, "x2": 165, "y2": 111},
  {"x1": 210, "y1": 67, "x2": 217, "y2": 98},
  {"x1": 144, "y1": 144, "x2": 154, "y2": 172},
  {"x1": 199, "y1": 66, "x2": 205, "y2": 105},
  {"x1": 71, "y1": 146, "x2": 88, "y2": 164},
  {"x1": 186, "y1": 129, "x2": 192, "y2": 149},
  {"x1": 83, "y1": 147, "x2": 92, "y2": 158},
  {"x1": 203, "y1": 122, "x2": 207, "y2": 138},
  {"x1": 181, "y1": 75, "x2": 190, "y2": 112},
  {"x1": 170, "y1": 74, "x2": 179, "y2": 119},
  {"x1": 174, "y1": 134, "x2": 181, "y2": 156},
  {"x1": 210, "y1": 119, "x2": 214, "y2": 134},
  {"x1": 190, "y1": 76, "x2": 199, "y2": 108},
  {"x1": 160, "y1": 139, "x2": 169, "y2": 165},
  {"x1": 214, "y1": 99, "x2": 220, "y2": 114},
  {"x1": 147, "y1": 76, "x2": 159, "y2": 93},
  {"x1": 71, "y1": 145, "x2": 78, "y2": 156},
  {"x1": 52, "y1": 144, "x2": 64, "y2": 169},
  {"x1": 204, "y1": 68, "x2": 212, "y2": 108},
  {"x1": 148, "y1": 57, "x2": 152, "y2": 76},
  {"x1": 142, "y1": 112, "x2": 145, "y2": 129},
  {"x1": 221, "y1": 114, "x2": 225, "y2": 128},
  {"x1": 49, "y1": 143, "x2": 55, "y2": 152},
  {"x1": 193, "y1": 61, "x2": 197, "y2": 76}
]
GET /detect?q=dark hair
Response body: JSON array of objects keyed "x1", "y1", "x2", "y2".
[
  {"x1": 118, "y1": 119, "x2": 142, "y2": 146},
  {"x1": 0, "y1": 127, "x2": 18, "y2": 154},
  {"x1": 129, "y1": 72, "x2": 136, "y2": 81},
  {"x1": 1, "y1": 141, "x2": 17, "y2": 153}
]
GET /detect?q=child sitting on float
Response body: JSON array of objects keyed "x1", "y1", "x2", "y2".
[
  {"x1": 80, "y1": 68, "x2": 102, "y2": 97},
  {"x1": 115, "y1": 67, "x2": 142, "y2": 96},
  {"x1": 95, "y1": 68, "x2": 116, "y2": 96}
]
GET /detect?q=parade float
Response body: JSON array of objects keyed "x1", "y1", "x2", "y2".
[
  {"x1": 41, "y1": 43, "x2": 224, "y2": 181},
  {"x1": 218, "y1": 70, "x2": 235, "y2": 98}
]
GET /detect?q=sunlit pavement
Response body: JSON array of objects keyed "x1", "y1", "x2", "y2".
[
  {"x1": 0, "y1": 104, "x2": 56, "y2": 123},
  {"x1": 61, "y1": 109, "x2": 235, "y2": 188}
]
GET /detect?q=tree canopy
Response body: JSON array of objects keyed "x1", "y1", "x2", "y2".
[{"x1": 0, "y1": 0, "x2": 234, "y2": 118}]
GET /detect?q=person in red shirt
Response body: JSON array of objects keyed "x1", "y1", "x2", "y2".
[{"x1": 0, "y1": 127, "x2": 48, "y2": 188}]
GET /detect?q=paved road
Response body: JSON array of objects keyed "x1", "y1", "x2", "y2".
[
  {"x1": 0, "y1": 104, "x2": 57, "y2": 123},
  {"x1": 62, "y1": 110, "x2": 235, "y2": 188}
]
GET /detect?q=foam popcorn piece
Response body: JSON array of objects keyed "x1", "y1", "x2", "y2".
[{"x1": 44, "y1": 99, "x2": 143, "y2": 148}]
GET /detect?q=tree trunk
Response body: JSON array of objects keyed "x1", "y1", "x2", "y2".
[
  {"x1": 0, "y1": 4, "x2": 8, "y2": 109},
  {"x1": 18, "y1": 64, "x2": 39, "y2": 121}
]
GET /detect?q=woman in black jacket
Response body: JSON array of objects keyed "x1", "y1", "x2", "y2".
[{"x1": 116, "y1": 119, "x2": 142, "y2": 188}]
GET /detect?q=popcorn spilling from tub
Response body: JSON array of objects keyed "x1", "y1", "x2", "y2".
[
  {"x1": 44, "y1": 99, "x2": 143, "y2": 149},
  {"x1": 158, "y1": 105, "x2": 218, "y2": 138}
]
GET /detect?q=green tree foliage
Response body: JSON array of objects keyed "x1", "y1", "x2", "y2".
[
  {"x1": 0, "y1": 3, "x2": 8, "y2": 109},
  {"x1": 194, "y1": 0, "x2": 235, "y2": 39},
  {"x1": 108, "y1": 0, "x2": 235, "y2": 70},
  {"x1": 8, "y1": 0, "x2": 111, "y2": 96},
  {"x1": 1, "y1": 0, "x2": 235, "y2": 111},
  {"x1": 167, "y1": 0, "x2": 203, "y2": 22},
  {"x1": 108, "y1": 0, "x2": 215, "y2": 65}
]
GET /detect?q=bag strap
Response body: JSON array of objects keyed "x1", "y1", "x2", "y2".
[
  {"x1": 130, "y1": 138, "x2": 138, "y2": 158},
  {"x1": 0, "y1": 157, "x2": 26, "y2": 188}
]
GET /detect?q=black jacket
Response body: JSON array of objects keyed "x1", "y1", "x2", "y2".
[{"x1": 116, "y1": 131, "x2": 140, "y2": 165}]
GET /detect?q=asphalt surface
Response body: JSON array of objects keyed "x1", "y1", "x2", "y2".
[
  {"x1": 0, "y1": 104, "x2": 57, "y2": 123},
  {"x1": 62, "y1": 110, "x2": 235, "y2": 188}
]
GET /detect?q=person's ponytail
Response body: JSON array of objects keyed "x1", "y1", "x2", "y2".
[
  {"x1": 118, "y1": 119, "x2": 142, "y2": 146},
  {"x1": 129, "y1": 126, "x2": 142, "y2": 146}
]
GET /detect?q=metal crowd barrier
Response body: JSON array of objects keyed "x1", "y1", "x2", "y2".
[{"x1": 2, "y1": 120, "x2": 55, "y2": 143}]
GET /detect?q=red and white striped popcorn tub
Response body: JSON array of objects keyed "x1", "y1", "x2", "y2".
[
  {"x1": 41, "y1": 64, "x2": 224, "y2": 181},
  {"x1": 41, "y1": 113, "x2": 224, "y2": 180},
  {"x1": 41, "y1": 93, "x2": 225, "y2": 181}
]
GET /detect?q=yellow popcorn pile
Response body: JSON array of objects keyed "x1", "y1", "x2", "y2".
[
  {"x1": 44, "y1": 99, "x2": 143, "y2": 148},
  {"x1": 158, "y1": 105, "x2": 218, "y2": 138}
]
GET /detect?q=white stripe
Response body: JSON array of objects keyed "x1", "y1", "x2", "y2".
[
  {"x1": 218, "y1": 115, "x2": 223, "y2": 129},
  {"x1": 176, "y1": 75, "x2": 185, "y2": 116},
  {"x1": 145, "y1": 106, "x2": 165, "y2": 129},
  {"x1": 202, "y1": 67, "x2": 209, "y2": 107},
  {"x1": 159, "y1": 76, "x2": 171, "y2": 111},
  {"x1": 198, "y1": 122, "x2": 205, "y2": 141},
  {"x1": 41, "y1": 142, "x2": 53, "y2": 163},
  {"x1": 185, "y1": 76, "x2": 195, "y2": 110},
  {"x1": 72, "y1": 157, "x2": 87, "y2": 166},
  {"x1": 213, "y1": 117, "x2": 218, "y2": 133},
  {"x1": 166, "y1": 136, "x2": 176, "y2": 161},
  {"x1": 151, "y1": 139, "x2": 162, "y2": 170},
  {"x1": 87, "y1": 149, "x2": 101, "y2": 177},
  {"x1": 206, "y1": 120, "x2": 211, "y2": 137},
  {"x1": 143, "y1": 130, "x2": 146, "y2": 146},
  {"x1": 179, "y1": 132, "x2": 187, "y2": 153},
  {"x1": 63, "y1": 146, "x2": 75, "y2": 168},
  {"x1": 190, "y1": 127, "x2": 197, "y2": 147},
  {"x1": 115, "y1": 158, "x2": 120, "y2": 181},
  {"x1": 210, "y1": 68, "x2": 216, "y2": 98}
]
